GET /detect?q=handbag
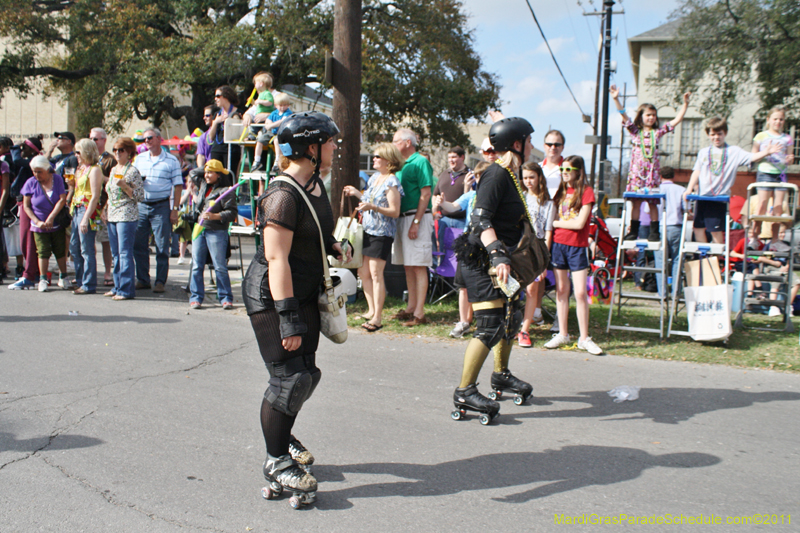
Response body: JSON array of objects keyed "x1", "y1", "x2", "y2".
[
  {"x1": 329, "y1": 195, "x2": 364, "y2": 269},
  {"x1": 40, "y1": 182, "x2": 72, "y2": 230},
  {"x1": 509, "y1": 218, "x2": 550, "y2": 287},
  {"x1": 272, "y1": 176, "x2": 348, "y2": 344}
]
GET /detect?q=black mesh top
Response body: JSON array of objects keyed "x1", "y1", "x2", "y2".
[
  {"x1": 253, "y1": 176, "x2": 337, "y2": 306},
  {"x1": 472, "y1": 163, "x2": 526, "y2": 246}
]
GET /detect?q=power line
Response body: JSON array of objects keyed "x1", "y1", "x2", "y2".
[
  {"x1": 523, "y1": 0, "x2": 589, "y2": 120},
  {"x1": 562, "y1": 0, "x2": 592, "y2": 80}
]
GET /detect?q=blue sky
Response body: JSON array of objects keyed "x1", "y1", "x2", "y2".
[{"x1": 462, "y1": 0, "x2": 680, "y2": 166}]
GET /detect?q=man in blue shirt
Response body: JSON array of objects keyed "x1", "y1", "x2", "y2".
[{"x1": 133, "y1": 127, "x2": 183, "y2": 292}]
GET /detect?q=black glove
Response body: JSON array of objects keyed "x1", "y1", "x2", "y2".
[
  {"x1": 275, "y1": 297, "x2": 308, "y2": 339},
  {"x1": 485, "y1": 240, "x2": 510, "y2": 268}
]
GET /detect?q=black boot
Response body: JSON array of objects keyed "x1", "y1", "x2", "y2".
[
  {"x1": 648, "y1": 222, "x2": 661, "y2": 242},
  {"x1": 490, "y1": 369, "x2": 533, "y2": 404},
  {"x1": 623, "y1": 220, "x2": 640, "y2": 242}
]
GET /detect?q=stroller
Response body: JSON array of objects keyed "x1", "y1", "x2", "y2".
[{"x1": 587, "y1": 215, "x2": 619, "y2": 302}]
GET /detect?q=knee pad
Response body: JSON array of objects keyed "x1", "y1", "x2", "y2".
[
  {"x1": 264, "y1": 354, "x2": 320, "y2": 416},
  {"x1": 473, "y1": 308, "x2": 505, "y2": 349},
  {"x1": 505, "y1": 299, "x2": 524, "y2": 340}
]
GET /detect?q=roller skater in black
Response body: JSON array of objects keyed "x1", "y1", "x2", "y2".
[
  {"x1": 452, "y1": 384, "x2": 500, "y2": 425},
  {"x1": 489, "y1": 369, "x2": 533, "y2": 405},
  {"x1": 242, "y1": 112, "x2": 350, "y2": 509},
  {"x1": 450, "y1": 117, "x2": 538, "y2": 424},
  {"x1": 261, "y1": 454, "x2": 317, "y2": 509}
]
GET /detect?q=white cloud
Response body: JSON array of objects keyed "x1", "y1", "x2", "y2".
[{"x1": 534, "y1": 36, "x2": 573, "y2": 56}]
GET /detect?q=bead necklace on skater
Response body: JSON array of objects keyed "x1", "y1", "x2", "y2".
[
  {"x1": 639, "y1": 129, "x2": 656, "y2": 161},
  {"x1": 496, "y1": 161, "x2": 533, "y2": 225}
]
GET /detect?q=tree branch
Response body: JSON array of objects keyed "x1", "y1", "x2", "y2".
[{"x1": 724, "y1": 0, "x2": 740, "y2": 24}]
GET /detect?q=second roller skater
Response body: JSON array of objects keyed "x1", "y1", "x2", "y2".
[{"x1": 452, "y1": 117, "x2": 538, "y2": 424}]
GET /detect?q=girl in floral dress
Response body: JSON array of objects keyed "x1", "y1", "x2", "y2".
[{"x1": 611, "y1": 85, "x2": 690, "y2": 241}]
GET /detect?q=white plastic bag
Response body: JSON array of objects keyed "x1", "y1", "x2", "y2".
[
  {"x1": 608, "y1": 386, "x2": 641, "y2": 403},
  {"x1": 684, "y1": 283, "x2": 733, "y2": 342}
]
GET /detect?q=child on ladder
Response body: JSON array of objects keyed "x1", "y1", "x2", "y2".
[
  {"x1": 611, "y1": 85, "x2": 691, "y2": 241},
  {"x1": 752, "y1": 106, "x2": 795, "y2": 243},
  {"x1": 544, "y1": 156, "x2": 602, "y2": 356},
  {"x1": 684, "y1": 117, "x2": 782, "y2": 244}
]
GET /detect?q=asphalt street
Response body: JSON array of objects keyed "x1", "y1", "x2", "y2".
[{"x1": 1, "y1": 252, "x2": 799, "y2": 532}]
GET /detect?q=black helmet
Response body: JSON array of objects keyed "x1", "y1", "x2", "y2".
[
  {"x1": 488, "y1": 117, "x2": 534, "y2": 154},
  {"x1": 277, "y1": 111, "x2": 339, "y2": 160}
]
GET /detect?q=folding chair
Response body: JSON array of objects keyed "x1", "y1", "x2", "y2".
[{"x1": 428, "y1": 227, "x2": 462, "y2": 304}]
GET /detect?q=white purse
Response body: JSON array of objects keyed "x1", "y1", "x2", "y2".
[{"x1": 272, "y1": 177, "x2": 348, "y2": 344}]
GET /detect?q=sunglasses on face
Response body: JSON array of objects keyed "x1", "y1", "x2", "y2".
[
  {"x1": 560, "y1": 166, "x2": 578, "y2": 173},
  {"x1": 203, "y1": 114, "x2": 212, "y2": 118},
  {"x1": 144, "y1": 136, "x2": 155, "y2": 141},
  {"x1": 214, "y1": 93, "x2": 222, "y2": 98},
  {"x1": 75, "y1": 151, "x2": 82, "y2": 155},
  {"x1": 545, "y1": 142, "x2": 563, "y2": 148},
  {"x1": 90, "y1": 137, "x2": 103, "y2": 142},
  {"x1": 482, "y1": 149, "x2": 496, "y2": 154}
]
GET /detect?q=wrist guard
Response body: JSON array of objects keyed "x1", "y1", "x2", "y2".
[
  {"x1": 275, "y1": 297, "x2": 308, "y2": 339},
  {"x1": 485, "y1": 240, "x2": 510, "y2": 267}
]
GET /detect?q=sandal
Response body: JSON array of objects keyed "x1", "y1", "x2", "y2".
[
  {"x1": 103, "y1": 279, "x2": 114, "y2": 287},
  {"x1": 112, "y1": 295, "x2": 132, "y2": 301},
  {"x1": 356, "y1": 314, "x2": 374, "y2": 321},
  {"x1": 361, "y1": 322, "x2": 383, "y2": 332}
]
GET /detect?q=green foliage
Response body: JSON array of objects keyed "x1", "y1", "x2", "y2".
[
  {"x1": 656, "y1": 0, "x2": 800, "y2": 118},
  {"x1": 0, "y1": 0, "x2": 499, "y2": 145}
]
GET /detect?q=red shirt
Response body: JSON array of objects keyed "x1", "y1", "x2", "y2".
[
  {"x1": 554, "y1": 187, "x2": 595, "y2": 247},
  {"x1": 731, "y1": 237, "x2": 763, "y2": 263}
]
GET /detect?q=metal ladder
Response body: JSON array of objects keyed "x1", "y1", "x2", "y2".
[
  {"x1": 667, "y1": 195, "x2": 731, "y2": 338},
  {"x1": 606, "y1": 192, "x2": 670, "y2": 338},
  {"x1": 734, "y1": 182, "x2": 797, "y2": 333}
]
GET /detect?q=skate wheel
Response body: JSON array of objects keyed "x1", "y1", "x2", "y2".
[
  {"x1": 487, "y1": 390, "x2": 498, "y2": 400},
  {"x1": 479, "y1": 414, "x2": 491, "y2": 425},
  {"x1": 261, "y1": 486, "x2": 275, "y2": 500},
  {"x1": 514, "y1": 395, "x2": 524, "y2": 406},
  {"x1": 451, "y1": 410, "x2": 463, "y2": 421},
  {"x1": 289, "y1": 495, "x2": 302, "y2": 509}
]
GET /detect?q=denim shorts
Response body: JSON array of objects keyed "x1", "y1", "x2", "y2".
[
  {"x1": 694, "y1": 200, "x2": 727, "y2": 232},
  {"x1": 551, "y1": 242, "x2": 589, "y2": 271},
  {"x1": 756, "y1": 171, "x2": 787, "y2": 192}
]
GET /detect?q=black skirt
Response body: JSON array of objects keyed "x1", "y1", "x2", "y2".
[{"x1": 362, "y1": 233, "x2": 393, "y2": 261}]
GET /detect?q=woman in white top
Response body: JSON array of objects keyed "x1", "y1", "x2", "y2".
[{"x1": 540, "y1": 130, "x2": 566, "y2": 198}]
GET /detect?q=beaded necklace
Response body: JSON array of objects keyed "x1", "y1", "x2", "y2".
[
  {"x1": 639, "y1": 128, "x2": 656, "y2": 161},
  {"x1": 496, "y1": 161, "x2": 532, "y2": 225},
  {"x1": 708, "y1": 144, "x2": 728, "y2": 176}
]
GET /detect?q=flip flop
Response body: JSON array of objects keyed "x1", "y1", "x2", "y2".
[
  {"x1": 104, "y1": 279, "x2": 114, "y2": 287},
  {"x1": 361, "y1": 322, "x2": 383, "y2": 332}
]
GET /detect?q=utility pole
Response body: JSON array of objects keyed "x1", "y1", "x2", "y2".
[
  {"x1": 590, "y1": 17, "x2": 605, "y2": 186},
  {"x1": 331, "y1": 0, "x2": 362, "y2": 220},
  {"x1": 616, "y1": 82, "x2": 635, "y2": 196}
]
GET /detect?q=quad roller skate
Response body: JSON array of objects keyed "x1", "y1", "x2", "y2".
[
  {"x1": 289, "y1": 435, "x2": 314, "y2": 474},
  {"x1": 489, "y1": 369, "x2": 533, "y2": 405},
  {"x1": 261, "y1": 453, "x2": 317, "y2": 510},
  {"x1": 451, "y1": 384, "x2": 500, "y2": 425}
]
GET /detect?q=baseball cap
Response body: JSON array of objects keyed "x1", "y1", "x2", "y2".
[{"x1": 54, "y1": 132, "x2": 76, "y2": 144}]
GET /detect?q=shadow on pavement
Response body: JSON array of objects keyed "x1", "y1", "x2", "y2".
[
  {"x1": 504, "y1": 388, "x2": 800, "y2": 425},
  {"x1": 0, "y1": 431, "x2": 104, "y2": 453},
  {"x1": 313, "y1": 446, "x2": 720, "y2": 509}
]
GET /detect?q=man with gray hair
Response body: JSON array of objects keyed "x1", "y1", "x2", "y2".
[
  {"x1": 132, "y1": 127, "x2": 183, "y2": 293},
  {"x1": 90, "y1": 127, "x2": 116, "y2": 287},
  {"x1": 391, "y1": 127, "x2": 435, "y2": 326}
]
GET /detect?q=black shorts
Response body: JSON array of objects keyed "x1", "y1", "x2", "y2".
[
  {"x1": 461, "y1": 262, "x2": 503, "y2": 303},
  {"x1": 694, "y1": 200, "x2": 727, "y2": 232},
  {"x1": 454, "y1": 262, "x2": 465, "y2": 289},
  {"x1": 362, "y1": 233, "x2": 393, "y2": 262}
]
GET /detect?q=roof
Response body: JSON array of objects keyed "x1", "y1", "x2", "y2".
[
  {"x1": 280, "y1": 84, "x2": 333, "y2": 108},
  {"x1": 628, "y1": 19, "x2": 682, "y2": 43}
]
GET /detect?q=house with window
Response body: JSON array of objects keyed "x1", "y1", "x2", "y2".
[{"x1": 628, "y1": 20, "x2": 799, "y2": 196}]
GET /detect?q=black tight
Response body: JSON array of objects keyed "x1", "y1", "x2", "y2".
[{"x1": 250, "y1": 301, "x2": 320, "y2": 457}]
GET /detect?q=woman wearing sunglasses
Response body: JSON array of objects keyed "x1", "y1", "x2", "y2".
[
  {"x1": 451, "y1": 117, "x2": 536, "y2": 424},
  {"x1": 544, "y1": 155, "x2": 603, "y2": 355},
  {"x1": 103, "y1": 137, "x2": 144, "y2": 300},
  {"x1": 206, "y1": 85, "x2": 241, "y2": 172}
]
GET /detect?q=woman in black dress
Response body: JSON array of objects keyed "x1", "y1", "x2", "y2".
[
  {"x1": 452, "y1": 117, "x2": 536, "y2": 424},
  {"x1": 242, "y1": 112, "x2": 348, "y2": 505}
]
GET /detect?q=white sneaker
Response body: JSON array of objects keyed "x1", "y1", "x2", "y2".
[
  {"x1": 532, "y1": 314, "x2": 545, "y2": 326},
  {"x1": 544, "y1": 333, "x2": 571, "y2": 349},
  {"x1": 57, "y1": 278, "x2": 71, "y2": 290},
  {"x1": 177, "y1": 257, "x2": 186, "y2": 265},
  {"x1": 38, "y1": 279, "x2": 49, "y2": 292},
  {"x1": 549, "y1": 321, "x2": 560, "y2": 333},
  {"x1": 449, "y1": 321, "x2": 471, "y2": 338},
  {"x1": 578, "y1": 337, "x2": 603, "y2": 355},
  {"x1": 768, "y1": 306, "x2": 782, "y2": 317}
]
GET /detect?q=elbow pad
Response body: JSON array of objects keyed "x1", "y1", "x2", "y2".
[
  {"x1": 470, "y1": 207, "x2": 495, "y2": 234},
  {"x1": 485, "y1": 240, "x2": 510, "y2": 267},
  {"x1": 274, "y1": 297, "x2": 308, "y2": 339}
]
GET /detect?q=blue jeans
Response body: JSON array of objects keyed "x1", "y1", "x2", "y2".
[
  {"x1": 69, "y1": 205, "x2": 97, "y2": 292},
  {"x1": 108, "y1": 221, "x2": 137, "y2": 298},
  {"x1": 189, "y1": 229, "x2": 232, "y2": 304},
  {"x1": 134, "y1": 200, "x2": 171, "y2": 286},
  {"x1": 655, "y1": 225, "x2": 682, "y2": 298}
]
